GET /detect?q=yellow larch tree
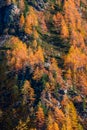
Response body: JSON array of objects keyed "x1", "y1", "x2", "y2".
[
  {"x1": 19, "y1": 13, "x2": 25, "y2": 28},
  {"x1": 46, "y1": 114, "x2": 59, "y2": 130},
  {"x1": 16, "y1": 117, "x2": 30, "y2": 130},
  {"x1": 35, "y1": 46, "x2": 44, "y2": 63},
  {"x1": 22, "y1": 80, "x2": 35, "y2": 106},
  {"x1": 33, "y1": 66, "x2": 44, "y2": 81},
  {"x1": 24, "y1": 7, "x2": 38, "y2": 35},
  {"x1": 62, "y1": 96, "x2": 83, "y2": 130},
  {"x1": 28, "y1": 46, "x2": 44, "y2": 66}
]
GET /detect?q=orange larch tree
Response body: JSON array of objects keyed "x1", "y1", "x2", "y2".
[
  {"x1": 7, "y1": 36, "x2": 28, "y2": 71},
  {"x1": 24, "y1": 7, "x2": 38, "y2": 35},
  {"x1": 64, "y1": 45, "x2": 87, "y2": 94},
  {"x1": 36, "y1": 106, "x2": 45, "y2": 130}
]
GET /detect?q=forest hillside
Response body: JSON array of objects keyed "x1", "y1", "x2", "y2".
[{"x1": 0, "y1": 0, "x2": 87, "y2": 130}]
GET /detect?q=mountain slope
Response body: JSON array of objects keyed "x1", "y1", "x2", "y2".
[{"x1": 0, "y1": 0, "x2": 87, "y2": 130}]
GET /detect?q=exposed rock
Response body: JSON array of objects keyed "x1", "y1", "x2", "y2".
[
  {"x1": 4, "y1": 4, "x2": 20, "y2": 25},
  {"x1": 28, "y1": 0, "x2": 48, "y2": 10},
  {"x1": 0, "y1": 0, "x2": 7, "y2": 8},
  {"x1": 0, "y1": 3, "x2": 20, "y2": 34},
  {"x1": 0, "y1": 0, "x2": 11, "y2": 8}
]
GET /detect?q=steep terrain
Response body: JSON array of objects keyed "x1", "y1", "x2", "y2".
[{"x1": 0, "y1": 0, "x2": 87, "y2": 130}]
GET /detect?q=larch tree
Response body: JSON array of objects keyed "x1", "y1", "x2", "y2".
[
  {"x1": 33, "y1": 66, "x2": 44, "y2": 81},
  {"x1": 16, "y1": 117, "x2": 30, "y2": 130},
  {"x1": 6, "y1": 36, "x2": 28, "y2": 71},
  {"x1": 46, "y1": 114, "x2": 59, "y2": 130},
  {"x1": 19, "y1": 13, "x2": 25, "y2": 28},
  {"x1": 64, "y1": 45, "x2": 87, "y2": 92},
  {"x1": 28, "y1": 46, "x2": 44, "y2": 68},
  {"x1": 24, "y1": 7, "x2": 38, "y2": 35},
  {"x1": 62, "y1": 97, "x2": 83, "y2": 130},
  {"x1": 53, "y1": 13, "x2": 69, "y2": 38},
  {"x1": 36, "y1": 106, "x2": 45, "y2": 130},
  {"x1": 22, "y1": 80, "x2": 35, "y2": 107}
]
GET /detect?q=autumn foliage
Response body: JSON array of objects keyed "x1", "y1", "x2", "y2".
[{"x1": 0, "y1": 0, "x2": 87, "y2": 129}]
